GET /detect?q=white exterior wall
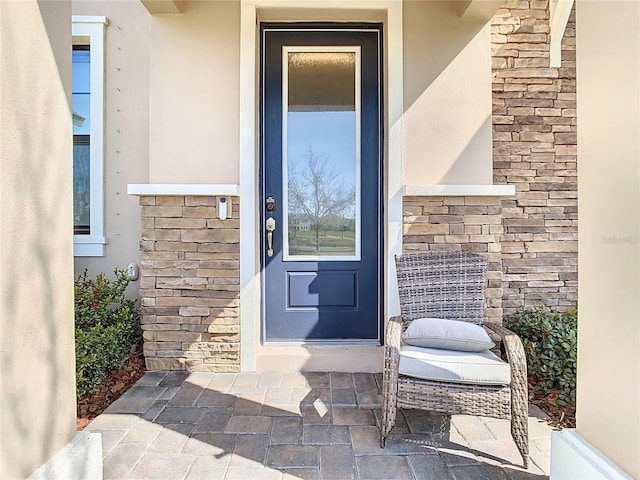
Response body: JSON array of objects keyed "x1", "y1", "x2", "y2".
[
  {"x1": 72, "y1": 0, "x2": 150, "y2": 294},
  {"x1": 148, "y1": 0, "x2": 240, "y2": 184},
  {"x1": 0, "y1": 1, "x2": 77, "y2": 477},
  {"x1": 403, "y1": 1, "x2": 493, "y2": 185},
  {"x1": 568, "y1": 0, "x2": 640, "y2": 478},
  {"x1": 73, "y1": 1, "x2": 240, "y2": 293}
]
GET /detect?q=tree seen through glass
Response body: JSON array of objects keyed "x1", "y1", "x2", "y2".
[{"x1": 285, "y1": 50, "x2": 358, "y2": 257}]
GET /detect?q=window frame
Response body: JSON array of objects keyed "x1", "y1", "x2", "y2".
[{"x1": 72, "y1": 15, "x2": 107, "y2": 256}]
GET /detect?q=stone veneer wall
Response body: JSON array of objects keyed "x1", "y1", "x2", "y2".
[
  {"x1": 492, "y1": 1, "x2": 578, "y2": 314},
  {"x1": 402, "y1": 2, "x2": 577, "y2": 319},
  {"x1": 138, "y1": 196, "x2": 240, "y2": 372},
  {"x1": 403, "y1": 196, "x2": 505, "y2": 324}
]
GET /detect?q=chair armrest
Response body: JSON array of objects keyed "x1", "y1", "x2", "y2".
[
  {"x1": 484, "y1": 323, "x2": 529, "y2": 437},
  {"x1": 484, "y1": 323, "x2": 528, "y2": 379},
  {"x1": 385, "y1": 315, "x2": 403, "y2": 350},
  {"x1": 383, "y1": 316, "x2": 403, "y2": 385},
  {"x1": 380, "y1": 316, "x2": 403, "y2": 441}
]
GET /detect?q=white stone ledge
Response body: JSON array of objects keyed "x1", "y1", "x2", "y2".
[
  {"x1": 402, "y1": 184, "x2": 516, "y2": 197},
  {"x1": 71, "y1": 15, "x2": 108, "y2": 25},
  {"x1": 127, "y1": 184, "x2": 240, "y2": 196},
  {"x1": 28, "y1": 431, "x2": 102, "y2": 480},
  {"x1": 551, "y1": 429, "x2": 634, "y2": 479}
]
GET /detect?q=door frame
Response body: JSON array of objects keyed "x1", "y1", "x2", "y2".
[
  {"x1": 259, "y1": 23, "x2": 384, "y2": 344},
  {"x1": 239, "y1": 1, "x2": 404, "y2": 370}
]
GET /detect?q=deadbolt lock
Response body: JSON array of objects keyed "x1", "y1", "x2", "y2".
[{"x1": 266, "y1": 196, "x2": 276, "y2": 212}]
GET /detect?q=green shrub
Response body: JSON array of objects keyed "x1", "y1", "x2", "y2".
[
  {"x1": 75, "y1": 269, "x2": 141, "y2": 397},
  {"x1": 504, "y1": 305, "x2": 577, "y2": 407}
]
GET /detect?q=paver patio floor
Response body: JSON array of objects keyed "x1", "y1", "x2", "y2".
[{"x1": 87, "y1": 371, "x2": 554, "y2": 479}]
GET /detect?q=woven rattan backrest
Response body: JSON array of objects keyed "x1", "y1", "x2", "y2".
[{"x1": 395, "y1": 251, "x2": 487, "y2": 325}]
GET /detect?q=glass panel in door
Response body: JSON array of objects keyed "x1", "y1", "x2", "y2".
[{"x1": 283, "y1": 47, "x2": 361, "y2": 260}]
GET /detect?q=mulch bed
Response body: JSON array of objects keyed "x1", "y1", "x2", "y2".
[
  {"x1": 76, "y1": 356, "x2": 576, "y2": 431},
  {"x1": 527, "y1": 375, "x2": 576, "y2": 429},
  {"x1": 76, "y1": 349, "x2": 146, "y2": 430}
]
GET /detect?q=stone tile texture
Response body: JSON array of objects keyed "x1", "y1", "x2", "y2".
[
  {"x1": 138, "y1": 195, "x2": 241, "y2": 373},
  {"x1": 87, "y1": 371, "x2": 553, "y2": 480},
  {"x1": 491, "y1": 2, "x2": 578, "y2": 314}
]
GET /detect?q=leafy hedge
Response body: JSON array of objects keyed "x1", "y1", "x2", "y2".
[
  {"x1": 504, "y1": 305, "x2": 577, "y2": 407},
  {"x1": 75, "y1": 269, "x2": 141, "y2": 397}
]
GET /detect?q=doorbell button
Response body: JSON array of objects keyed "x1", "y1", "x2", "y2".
[{"x1": 218, "y1": 196, "x2": 228, "y2": 220}]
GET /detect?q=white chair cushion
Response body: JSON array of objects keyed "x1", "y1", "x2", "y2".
[
  {"x1": 402, "y1": 317, "x2": 495, "y2": 352},
  {"x1": 399, "y1": 345, "x2": 511, "y2": 386}
]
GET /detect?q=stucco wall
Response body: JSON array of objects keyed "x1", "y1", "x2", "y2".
[
  {"x1": 72, "y1": 0, "x2": 150, "y2": 292},
  {"x1": 148, "y1": 0, "x2": 240, "y2": 184},
  {"x1": 576, "y1": 1, "x2": 639, "y2": 477},
  {"x1": 0, "y1": 1, "x2": 77, "y2": 477},
  {"x1": 403, "y1": 1, "x2": 493, "y2": 185}
]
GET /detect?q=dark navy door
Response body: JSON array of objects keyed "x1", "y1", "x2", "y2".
[{"x1": 261, "y1": 25, "x2": 383, "y2": 342}]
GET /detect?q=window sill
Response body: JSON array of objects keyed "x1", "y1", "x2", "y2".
[{"x1": 74, "y1": 235, "x2": 107, "y2": 257}]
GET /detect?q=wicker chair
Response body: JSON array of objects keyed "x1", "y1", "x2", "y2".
[{"x1": 380, "y1": 251, "x2": 529, "y2": 468}]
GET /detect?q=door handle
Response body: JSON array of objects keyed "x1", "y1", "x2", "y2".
[{"x1": 266, "y1": 217, "x2": 276, "y2": 257}]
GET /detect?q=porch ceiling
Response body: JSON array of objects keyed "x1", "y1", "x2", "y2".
[
  {"x1": 139, "y1": 0, "x2": 504, "y2": 19},
  {"x1": 138, "y1": 0, "x2": 573, "y2": 67},
  {"x1": 140, "y1": 0, "x2": 183, "y2": 15},
  {"x1": 457, "y1": 0, "x2": 504, "y2": 20}
]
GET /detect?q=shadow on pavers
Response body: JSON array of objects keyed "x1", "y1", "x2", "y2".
[{"x1": 86, "y1": 371, "x2": 549, "y2": 479}]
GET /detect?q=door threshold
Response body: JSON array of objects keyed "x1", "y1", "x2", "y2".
[
  {"x1": 263, "y1": 340, "x2": 381, "y2": 347},
  {"x1": 255, "y1": 344, "x2": 383, "y2": 373}
]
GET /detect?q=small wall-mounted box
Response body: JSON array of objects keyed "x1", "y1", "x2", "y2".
[
  {"x1": 218, "y1": 196, "x2": 228, "y2": 220},
  {"x1": 126, "y1": 262, "x2": 139, "y2": 281}
]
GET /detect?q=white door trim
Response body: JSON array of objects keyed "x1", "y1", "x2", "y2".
[{"x1": 239, "y1": 0, "x2": 403, "y2": 371}]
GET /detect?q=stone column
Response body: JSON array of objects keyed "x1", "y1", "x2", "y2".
[{"x1": 138, "y1": 195, "x2": 240, "y2": 372}]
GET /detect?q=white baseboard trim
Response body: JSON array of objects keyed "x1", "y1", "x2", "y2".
[
  {"x1": 551, "y1": 429, "x2": 633, "y2": 479},
  {"x1": 28, "y1": 431, "x2": 102, "y2": 480}
]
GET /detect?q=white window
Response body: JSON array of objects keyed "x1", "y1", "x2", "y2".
[{"x1": 72, "y1": 16, "x2": 107, "y2": 256}]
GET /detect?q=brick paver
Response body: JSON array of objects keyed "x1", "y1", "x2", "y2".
[{"x1": 86, "y1": 372, "x2": 553, "y2": 479}]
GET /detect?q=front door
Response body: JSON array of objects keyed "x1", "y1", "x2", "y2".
[{"x1": 261, "y1": 24, "x2": 383, "y2": 342}]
